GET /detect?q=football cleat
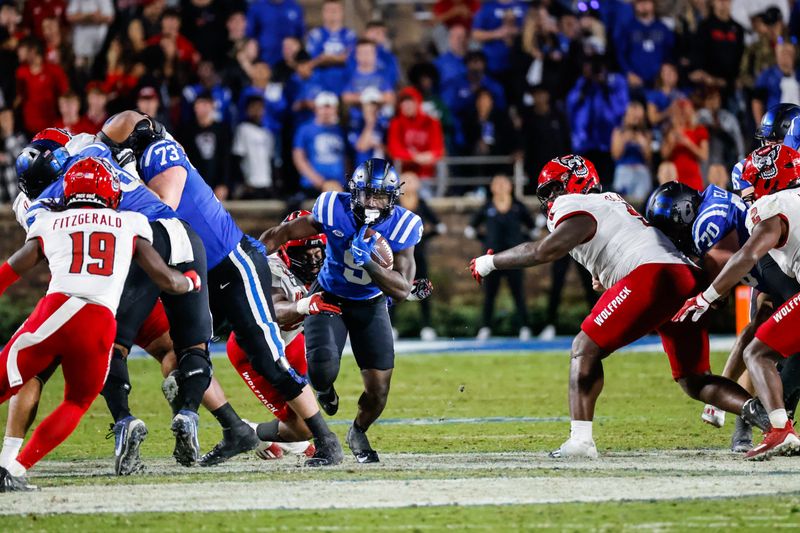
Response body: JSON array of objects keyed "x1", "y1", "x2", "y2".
[
  {"x1": 198, "y1": 422, "x2": 260, "y2": 467},
  {"x1": 731, "y1": 416, "x2": 754, "y2": 453},
  {"x1": 346, "y1": 424, "x2": 380, "y2": 463},
  {"x1": 107, "y1": 416, "x2": 148, "y2": 475},
  {"x1": 701, "y1": 404, "x2": 726, "y2": 428},
  {"x1": 161, "y1": 371, "x2": 182, "y2": 417},
  {"x1": 278, "y1": 440, "x2": 316, "y2": 457},
  {"x1": 316, "y1": 387, "x2": 339, "y2": 416},
  {"x1": 0, "y1": 466, "x2": 38, "y2": 492},
  {"x1": 171, "y1": 410, "x2": 200, "y2": 466},
  {"x1": 548, "y1": 438, "x2": 599, "y2": 459},
  {"x1": 745, "y1": 421, "x2": 800, "y2": 461},
  {"x1": 741, "y1": 398, "x2": 771, "y2": 432},
  {"x1": 305, "y1": 433, "x2": 344, "y2": 467}
]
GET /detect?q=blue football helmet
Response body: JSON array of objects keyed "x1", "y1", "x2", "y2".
[
  {"x1": 645, "y1": 181, "x2": 702, "y2": 255},
  {"x1": 15, "y1": 139, "x2": 70, "y2": 199},
  {"x1": 756, "y1": 103, "x2": 800, "y2": 145},
  {"x1": 348, "y1": 158, "x2": 401, "y2": 225}
]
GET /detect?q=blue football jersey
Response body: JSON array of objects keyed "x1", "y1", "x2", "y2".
[
  {"x1": 692, "y1": 185, "x2": 748, "y2": 256},
  {"x1": 312, "y1": 191, "x2": 423, "y2": 300},
  {"x1": 139, "y1": 139, "x2": 243, "y2": 269},
  {"x1": 26, "y1": 142, "x2": 177, "y2": 228}
]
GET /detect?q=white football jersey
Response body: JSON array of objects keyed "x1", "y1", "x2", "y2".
[
  {"x1": 268, "y1": 253, "x2": 307, "y2": 344},
  {"x1": 27, "y1": 208, "x2": 153, "y2": 313},
  {"x1": 547, "y1": 193, "x2": 691, "y2": 288},
  {"x1": 746, "y1": 189, "x2": 800, "y2": 279}
]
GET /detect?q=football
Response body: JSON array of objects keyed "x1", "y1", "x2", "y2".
[{"x1": 365, "y1": 228, "x2": 394, "y2": 269}]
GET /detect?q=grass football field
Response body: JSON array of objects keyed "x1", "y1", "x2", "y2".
[{"x1": 2, "y1": 350, "x2": 800, "y2": 531}]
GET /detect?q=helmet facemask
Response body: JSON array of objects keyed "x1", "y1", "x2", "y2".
[{"x1": 285, "y1": 245, "x2": 326, "y2": 285}]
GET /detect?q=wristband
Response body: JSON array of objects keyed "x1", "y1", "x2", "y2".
[
  {"x1": 474, "y1": 254, "x2": 496, "y2": 277},
  {"x1": 701, "y1": 285, "x2": 721, "y2": 304},
  {"x1": 296, "y1": 296, "x2": 311, "y2": 315},
  {"x1": 185, "y1": 275, "x2": 194, "y2": 292}
]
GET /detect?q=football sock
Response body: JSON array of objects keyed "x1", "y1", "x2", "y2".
[
  {"x1": 211, "y1": 402, "x2": 243, "y2": 433},
  {"x1": 256, "y1": 420, "x2": 285, "y2": 442},
  {"x1": 570, "y1": 420, "x2": 593, "y2": 442},
  {"x1": 17, "y1": 400, "x2": 86, "y2": 470},
  {"x1": 101, "y1": 351, "x2": 132, "y2": 422},
  {"x1": 0, "y1": 437, "x2": 23, "y2": 468},
  {"x1": 352, "y1": 421, "x2": 368, "y2": 434},
  {"x1": 304, "y1": 412, "x2": 334, "y2": 440},
  {"x1": 6, "y1": 459, "x2": 26, "y2": 477},
  {"x1": 768, "y1": 409, "x2": 789, "y2": 429}
]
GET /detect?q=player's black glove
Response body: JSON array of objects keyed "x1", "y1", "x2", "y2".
[{"x1": 407, "y1": 278, "x2": 433, "y2": 301}]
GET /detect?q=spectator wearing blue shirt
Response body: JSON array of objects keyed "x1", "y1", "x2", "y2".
[
  {"x1": 472, "y1": 0, "x2": 525, "y2": 82},
  {"x1": 351, "y1": 20, "x2": 401, "y2": 89},
  {"x1": 566, "y1": 55, "x2": 629, "y2": 188},
  {"x1": 304, "y1": 0, "x2": 357, "y2": 95},
  {"x1": 645, "y1": 62, "x2": 684, "y2": 127},
  {"x1": 239, "y1": 61, "x2": 288, "y2": 137},
  {"x1": 247, "y1": 0, "x2": 305, "y2": 66},
  {"x1": 342, "y1": 39, "x2": 395, "y2": 109},
  {"x1": 615, "y1": 0, "x2": 675, "y2": 90},
  {"x1": 182, "y1": 61, "x2": 234, "y2": 126},
  {"x1": 434, "y1": 24, "x2": 469, "y2": 90},
  {"x1": 293, "y1": 91, "x2": 347, "y2": 194},
  {"x1": 442, "y1": 51, "x2": 507, "y2": 152},
  {"x1": 753, "y1": 42, "x2": 800, "y2": 123},
  {"x1": 347, "y1": 87, "x2": 388, "y2": 167},
  {"x1": 290, "y1": 51, "x2": 328, "y2": 127}
]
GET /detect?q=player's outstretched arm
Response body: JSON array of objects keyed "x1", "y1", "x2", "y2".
[
  {"x1": 134, "y1": 239, "x2": 200, "y2": 295},
  {"x1": 260, "y1": 214, "x2": 323, "y2": 254},
  {"x1": 0, "y1": 240, "x2": 45, "y2": 297},
  {"x1": 471, "y1": 215, "x2": 595, "y2": 283},
  {"x1": 364, "y1": 246, "x2": 416, "y2": 301}
]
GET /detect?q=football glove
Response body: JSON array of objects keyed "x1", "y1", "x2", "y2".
[
  {"x1": 469, "y1": 249, "x2": 495, "y2": 284},
  {"x1": 350, "y1": 226, "x2": 377, "y2": 267},
  {"x1": 407, "y1": 278, "x2": 433, "y2": 301},
  {"x1": 114, "y1": 147, "x2": 139, "y2": 178},
  {"x1": 672, "y1": 293, "x2": 711, "y2": 322},
  {"x1": 184, "y1": 270, "x2": 202, "y2": 292},
  {"x1": 296, "y1": 293, "x2": 341, "y2": 315}
]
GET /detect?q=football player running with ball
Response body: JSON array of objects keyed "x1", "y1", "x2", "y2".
[
  {"x1": 262, "y1": 159, "x2": 423, "y2": 463},
  {"x1": 470, "y1": 155, "x2": 757, "y2": 458}
]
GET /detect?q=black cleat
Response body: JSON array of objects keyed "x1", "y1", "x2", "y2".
[
  {"x1": 199, "y1": 423, "x2": 260, "y2": 467},
  {"x1": 107, "y1": 416, "x2": 148, "y2": 475},
  {"x1": 346, "y1": 424, "x2": 380, "y2": 464},
  {"x1": 742, "y1": 398, "x2": 771, "y2": 432},
  {"x1": 305, "y1": 434, "x2": 344, "y2": 467},
  {"x1": 316, "y1": 387, "x2": 339, "y2": 416},
  {"x1": 0, "y1": 466, "x2": 38, "y2": 492},
  {"x1": 731, "y1": 415, "x2": 754, "y2": 453}
]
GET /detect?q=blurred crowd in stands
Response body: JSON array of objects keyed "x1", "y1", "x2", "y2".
[{"x1": 0, "y1": 0, "x2": 799, "y2": 208}]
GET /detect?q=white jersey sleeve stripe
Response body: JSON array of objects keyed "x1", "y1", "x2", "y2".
[
  {"x1": 325, "y1": 191, "x2": 336, "y2": 227},
  {"x1": 389, "y1": 210, "x2": 413, "y2": 240},
  {"x1": 313, "y1": 191, "x2": 329, "y2": 224},
  {"x1": 399, "y1": 214, "x2": 422, "y2": 244}
]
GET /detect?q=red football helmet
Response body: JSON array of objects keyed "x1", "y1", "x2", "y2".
[
  {"x1": 63, "y1": 157, "x2": 122, "y2": 209},
  {"x1": 742, "y1": 144, "x2": 800, "y2": 200},
  {"x1": 32, "y1": 127, "x2": 73, "y2": 147},
  {"x1": 278, "y1": 210, "x2": 327, "y2": 285},
  {"x1": 536, "y1": 155, "x2": 601, "y2": 210}
]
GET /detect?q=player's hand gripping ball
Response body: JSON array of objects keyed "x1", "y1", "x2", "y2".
[{"x1": 351, "y1": 226, "x2": 394, "y2": 268}]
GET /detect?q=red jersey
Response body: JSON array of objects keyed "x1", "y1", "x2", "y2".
[
  {"x1": 387, "y1": 88, "x2": 445, "y2": 179},
  {"x1": 670, "y1": 125, "x2": 708, "y2": 191},
  {"x1": 16, "y1": 63, "x2": 69, "y2": 135},
  {"x1": 433, "y1": 0, "x2": 480, "y2": 29}
]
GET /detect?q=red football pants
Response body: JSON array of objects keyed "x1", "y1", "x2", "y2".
[
  {"x1": 227, "y1": 332, "x2": 307, "y2": 422},
  {"x1": 0, "y1": 293, "x2": 116, "y2": 469}
]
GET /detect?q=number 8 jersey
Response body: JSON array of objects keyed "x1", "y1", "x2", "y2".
[
  {"x1": 27, "y1": 208, "x2": 153, "y2": 313},
  {"x1": 547, "y1": 192, "x2": 691, "y2": 289},
  {"x1": 312, "y1": 191, "x2": 422, "y2": 300}
]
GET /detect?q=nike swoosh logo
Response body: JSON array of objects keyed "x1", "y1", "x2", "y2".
[
  {"x1": 329, "y1": 396, "x2": 338, "y2": 406},
  {"x1": 220, "y1": 282, "x2": 230, "y2": 289}
]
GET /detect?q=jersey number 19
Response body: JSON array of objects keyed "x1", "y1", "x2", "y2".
[{"x1": 69, "y1": 231, "x2": 117, "y2": 276}]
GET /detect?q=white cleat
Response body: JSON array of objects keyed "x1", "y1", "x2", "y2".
[
  {"x1": 476, "y1": 327, "x2": 491, "y2": 341},
  {"x1": 538, "y1": 324, "x2": 556, "y2": 341},
  {"x1": 420, "y1": 327, "x2": 438, "y2": 341},
  {"x1": 519, "y1": 326, "x2": 532, "y2": 341},
  {"x1": 701, "y1": 404, "x2": 726, "y2": 428},
  {"x1": 548, "y1": 438, "x2": 598, "y2": 459},
  {"x1": 278, "y1": 440, "x2": 316, "y2": 457}
]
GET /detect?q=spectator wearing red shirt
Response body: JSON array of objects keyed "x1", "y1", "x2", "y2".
[
  {"x1": 433, "y1": 0, "x2": 479, "y2": 30},
  {"x1": 41, "y1": 15, "x2": 72, "y2": 68},
  {"x1": 23, "y1": 0, "x2": 66, "y2": 40},
  {"x1": 145, "y1": 8, "x2": 199, "y2": 67},
  {"x1": 55, "y1": 91, "x2": 96, "y2": 134},
  {"x1": 15, "y1": 39, "x2": 69, "y2": 135},
  {"x1": 387, "y1": 87, "x2": 445, "y2": 184},
  {"x1": 660, "y1": 98, "x2": 709, "y2": 191},
  {"x1": 84, "y1": 82, "x2": 108, "y2": 132}
]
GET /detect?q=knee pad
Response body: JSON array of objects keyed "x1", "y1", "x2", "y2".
[
  {"x1": 104, "y1": 348, "x2": 131, "y2": 393},
  {"x1": 307, "y1": 358, "x2": 339, "y2": 393},
  {"x1": 177, "y1": 347, "x2": 213, "y2": 386}
]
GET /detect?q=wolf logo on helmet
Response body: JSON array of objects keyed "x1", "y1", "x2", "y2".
[
  {"x1": 750, "y1": 144, "x2": 782, "y2": 180},
  {"x1": 744, "y1": 144, "x2": 800, "y2": 200}
]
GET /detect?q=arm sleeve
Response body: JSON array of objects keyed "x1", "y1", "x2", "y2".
[{"x1": 546, "y1": 195, "x2": 596, "y2": 232}]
